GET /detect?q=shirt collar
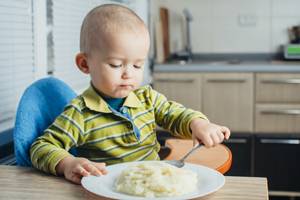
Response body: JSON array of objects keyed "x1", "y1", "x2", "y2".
[{"x1": 81, "y1": 86, "x2": 142, "y2": 113}]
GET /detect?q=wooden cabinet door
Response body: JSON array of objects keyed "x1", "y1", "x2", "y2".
[
  {"x1": 202, "y1": 73, "x2": 254, "y2": 132},
  {"x1": 153, "y1": 73, "x2": 202, "y2": 111},
  {"x1": 256, "y1": 73, "x2": 300, "y2": 103},
  {"x1": 255, "y1": 104, "x2": 300, "y2": 133}
]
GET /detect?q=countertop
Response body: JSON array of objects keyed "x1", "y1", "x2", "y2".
[
  {"x1": 0, "y1": 165, "x2": 268, "y2": 200},
  {"x1": 154, "y1": 61, "x2": 300, "y2": 73}
]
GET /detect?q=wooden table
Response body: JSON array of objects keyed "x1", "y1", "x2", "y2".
[{"x1": 0, "y1": 165, "x2": 268, "y2": 200}]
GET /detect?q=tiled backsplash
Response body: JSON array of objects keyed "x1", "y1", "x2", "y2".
[{"x1": 152, "y1": 0, "x2": 300, "y2": 54}]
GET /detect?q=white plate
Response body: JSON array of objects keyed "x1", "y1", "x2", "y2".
[{"x1": 81, "y1": 161, "x2": 225, "y2": 200}]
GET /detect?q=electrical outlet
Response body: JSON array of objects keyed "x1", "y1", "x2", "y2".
[{"x1": 238, "y1": 14, "x2": 257, "y2": 27}]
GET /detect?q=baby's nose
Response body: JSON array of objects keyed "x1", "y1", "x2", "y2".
[{"x1": 121, "y1": 65, "x2": 133, "y2": 79}]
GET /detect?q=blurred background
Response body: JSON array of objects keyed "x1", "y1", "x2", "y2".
[{"x1": 1, "y1": 1, "x2": 300, "y2": 199}]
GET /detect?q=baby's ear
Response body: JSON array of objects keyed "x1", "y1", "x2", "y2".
[{"x1": 75, "y1": 53, "x2": 90, "y2": 74}]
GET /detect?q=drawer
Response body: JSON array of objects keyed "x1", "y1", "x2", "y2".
[
  {"x1": 255, "y1": 104, "x2": 300, "y2": 133},
  {"x1": 256, "y1": 73, "x2": 300, "y2": 103}
]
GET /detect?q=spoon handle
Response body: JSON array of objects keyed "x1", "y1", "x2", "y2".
[{"x1": 179, "y1": 143, "x2": 202, "y2": 162}]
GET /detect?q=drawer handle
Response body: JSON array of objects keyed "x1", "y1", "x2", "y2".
[
  {"x1": 260, "y1": 139, "x2": 300, "y2": 144},
  {"x1": 225, "y1": 138, "x2": 247, "y2": 144},
  {"x1": 260, "y1": 109, "x2": 300, "y2": 115},
  {"x1": 261, "y1": 79, "x2": 300, "y2": 84},
  {"x1": 154, "y1": 78, "x2": 194, "y2": 83},
  {"x1": 207, "y1": 79, "x2": 246, "y2": 83}
]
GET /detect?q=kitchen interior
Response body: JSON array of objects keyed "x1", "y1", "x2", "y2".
[
  {"x1": 0, "y1": 0, "x2": 300, "y2": 199},
  {"x1": 152, "y1": 0, "x2": 300, "y2": 200}
]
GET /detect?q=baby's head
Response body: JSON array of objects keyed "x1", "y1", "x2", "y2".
[{"x1": 76, "y1": 4, "x2": 150, "y2": 98}]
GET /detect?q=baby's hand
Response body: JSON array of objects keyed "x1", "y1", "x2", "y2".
[
  {"x1": 56, "y1": 156, "x2": 107, "y2": 184},
  {"x1": 190, "y1": 118, "x2": 230, "y2": 147}
]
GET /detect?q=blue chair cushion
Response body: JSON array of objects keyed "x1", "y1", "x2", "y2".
[{"x1": 13, "y1": 77, "x2": 77, "y2": 166}]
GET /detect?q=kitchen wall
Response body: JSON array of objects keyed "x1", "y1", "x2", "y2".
[{"x1": 151, "y1": 0, "x2": 300, "y2": 54}]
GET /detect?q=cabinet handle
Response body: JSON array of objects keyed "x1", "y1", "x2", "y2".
[
  {"x1": 260, "y1": 109, "x2": 300, "y2": 115},
  {"x1": 154, "y1": 78, "x2": 195, "y2": 83},
  {"x1": 260, "y1": 139, "x2": 300, "y2": 144},
  {"x1": 206, "y1": 79, "x2": 246, "y2": 83},
  {"x1": 225, "y1": 138, "x2": 247, "y2": 144},
  {"x1": 261, "y1": 79, "x2": 300, "y2": 84}
]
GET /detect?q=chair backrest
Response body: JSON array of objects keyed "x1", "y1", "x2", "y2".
[{"x1": 13, "y1": 77, "x2": 77, "y2": 166}]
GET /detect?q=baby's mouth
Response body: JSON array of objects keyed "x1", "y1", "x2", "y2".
[{"x1": 119, "y1": 84, "x2": 133, "y2": 89}]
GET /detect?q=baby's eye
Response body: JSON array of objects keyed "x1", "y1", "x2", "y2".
[
  {"x1": 133, "y1": 65, "x2": 142, "y2": 69},
  {"x1": 109, "y1": 64, "x2": 122, "y2": 68}
]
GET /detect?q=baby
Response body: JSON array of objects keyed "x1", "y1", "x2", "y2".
[{"x1": 30, "y1": 4, "x2": 230, "y2": 184}]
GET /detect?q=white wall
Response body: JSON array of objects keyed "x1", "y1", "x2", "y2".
[{"x1": 152, "y1": 0, "x2": 300, "y2": 54}]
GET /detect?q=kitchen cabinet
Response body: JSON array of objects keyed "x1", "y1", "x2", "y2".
[
  {"x1": 254, "y1": 134, "x2": 300, "y2": 192},
  {"x1": 255, "y1": 73, "x2": 300, "y2": 133},
  {"x1": 256, "y1": 73, "x2": 300, "y2": 103},
  {"x1": 255, "y1": 104, "x2": 300, "y2": 133},
  {"x1": 153, "y1": 68, "x2": 300, "y2": 198},
  {"x1": 153, "y1": 73, "x2": 202, "y2": 111},
  {"x1": 202, "y1": 73, "x2": 254, "y2": 132},
  {"x1": 223, "y1": 133, "x2": 252, "y2": 176},
  {"x1": 153, "y1": 72, "x2": 254, "y2": 132}
]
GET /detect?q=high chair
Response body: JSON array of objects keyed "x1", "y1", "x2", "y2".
[
  {"x1": 164, "y1": 138, "x2": 232, "y2": 174},
  {"x1": 13, "y1": 77, "x2": 77, "y2": 166}
]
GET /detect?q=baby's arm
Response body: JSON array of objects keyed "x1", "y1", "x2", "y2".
[
  {"x1": 190, "y1": 118, "x2": 230, "y2": 147},
  {"x1": 150, "y1": 87, "x2": 207, "y2": 138},
  {"x1": 149, "y1": 86, "x2": 230, "y2": 144},
  {"x1": 56, "y1": 156, "x2": 107, "y2": 184}
]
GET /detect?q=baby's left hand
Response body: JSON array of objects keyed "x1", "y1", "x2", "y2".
[{"x1": 190, "y1": 118, "x2": 230, "y2": 147}]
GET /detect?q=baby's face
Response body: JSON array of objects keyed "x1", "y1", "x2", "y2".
[{"x1": 87, "y1": 29, "x2": 150, "y2": 98}]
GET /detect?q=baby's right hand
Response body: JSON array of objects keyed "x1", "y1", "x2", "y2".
[{"x1": 56, "y1": 156, "x2": 107, "y2": 184}]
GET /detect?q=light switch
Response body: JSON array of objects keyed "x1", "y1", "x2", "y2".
[{"x1": 238, "y1": 14, "x2": 257, "y2": 27}]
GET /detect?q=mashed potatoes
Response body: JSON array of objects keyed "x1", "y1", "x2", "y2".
[{"x1": 114, "y1": 162, "x2": 198, "y2": 197}]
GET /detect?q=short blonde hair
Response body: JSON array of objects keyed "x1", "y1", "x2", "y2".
[{"x1": 80, "y1": 4, "x2": 147, "y2": 55}]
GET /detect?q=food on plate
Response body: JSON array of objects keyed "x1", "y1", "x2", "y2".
[{"x1": 114, "y1": 161, "x2": 198, "y2": 197}]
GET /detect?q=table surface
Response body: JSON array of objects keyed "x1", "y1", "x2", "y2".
[{"x1": 0, "y1": 165, "x2": 268, "y2": 200}]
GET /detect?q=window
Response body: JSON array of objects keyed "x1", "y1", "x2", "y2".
[{"x1": 0, "y1": 0, "x2": 35, "y2": 132}]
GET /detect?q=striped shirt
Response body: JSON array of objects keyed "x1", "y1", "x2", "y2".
[{"x1": 30, "y1": 85, "x2": 207, "y2": 175}]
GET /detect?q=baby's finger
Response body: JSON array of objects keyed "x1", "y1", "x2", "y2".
[
  {"x1": 94, "y1": 162, "x2": 108, "y2": 175},
  {"x1": 221, "y1": 126, "x2": 231, "y2": 140},
  {"x1": 192, "y1": 133, "x2": 200, "y2": 147},
  {"x1": 211, "y1": 133, "x2": 221, "y2": 146},
  {"x1": 202, "y1": 134, "x2": 214, "y2": 147},
  {"x1": 69, "y1": 173, "x2": 82, "y2": 185},
  {"x1": 82, "y1": 163, "x2": 102, "y2": 176},
  {"x1": 217, "y1": 130, "x2": 225, "y2": 142},
  {"x1": 73, "y1": 166, "x2": 90, "y2": 177}
]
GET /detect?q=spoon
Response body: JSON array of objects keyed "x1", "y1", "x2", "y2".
[{"x1": 164, "y1": 143, "x2": 202, "y2": 168}]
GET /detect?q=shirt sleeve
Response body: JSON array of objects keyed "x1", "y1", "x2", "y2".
[
  {"x1": 149, "y1": 86, "x2": 208, "y2": 138},
  {"x1": 29, "y1": 104, "x2": 85, "y2": 175}
]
